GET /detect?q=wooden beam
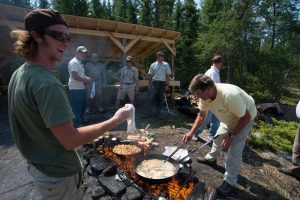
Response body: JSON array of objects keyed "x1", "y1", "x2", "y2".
[
  {"x1": 68, "y1": 28, "x2": 175, "y2": 44},
  {"x1": 105, "y1": 31, "x2": 125, "y2": 52},
  {"x1": 124, "y1": 36, "x2": 141, "y2": 53},
  {"x1": 161, "y1": 39, "x2": 176, "y2": 56}
]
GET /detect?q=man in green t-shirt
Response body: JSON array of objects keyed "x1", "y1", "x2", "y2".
[
  {"x1": 182, "y1": 74, "x2": 257, "y2": 197},
  {"x1": 8, "y1": 9, "x2": 133, "y2": 200}
]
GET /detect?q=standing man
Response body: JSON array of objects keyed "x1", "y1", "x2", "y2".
[
  {"x1": 8, "y1": 9, "x2": 133, "y2": 200},
  {"x1": 85, "y1": 53, "x2": 106, "y2": 113},
  {"x1": 278, "y1": 100, "x2": 300, "y2": 181},
  {"x1": 182, "y1": 74, "x2": 257, "y2": 196},
  {"x1": 193, "y1": 55, "x2": 223, "y2": 141},
  {"x1": 148, "y1": 51, "x2": 171, "y2": 118},
  {"x1": 68, "y1": 45, "x2": 91, "y2": 127},
  {"x1": 116, "y1": 56, "x2": 139, "y2": 109}
]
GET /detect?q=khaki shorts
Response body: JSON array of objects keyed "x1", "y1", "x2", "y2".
[
  {"x1": 27, "y1": 164, "x2": 82, "y2": 200},
  {"x1": 117, "y1": 84, "x2": 135, "y2": 101}
]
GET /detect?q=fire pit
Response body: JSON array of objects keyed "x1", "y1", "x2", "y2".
[{"x1": 81, "y1": 135, "x2": 206, "y2": 199}]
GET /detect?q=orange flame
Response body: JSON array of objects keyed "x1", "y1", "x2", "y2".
[{"x1": 101, "y1": 146, "x2": 196, "y2": 199}]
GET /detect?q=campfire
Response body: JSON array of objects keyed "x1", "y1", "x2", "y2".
[{"x1": 81, "y1": 133, "x2": 202, "y2": 199}]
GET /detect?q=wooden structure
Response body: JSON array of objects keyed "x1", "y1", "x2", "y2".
[{"x1": 0, "y1": 4, "x2": 181, "y2": 100}]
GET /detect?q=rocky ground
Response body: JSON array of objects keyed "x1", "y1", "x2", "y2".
[{"x1": 0, "y1": 96, "x2": 299, "y2": 200}]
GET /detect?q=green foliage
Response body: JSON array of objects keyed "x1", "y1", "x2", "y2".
[{"x1": 249, "y1": 119, "x2": 298, "y2": 153}]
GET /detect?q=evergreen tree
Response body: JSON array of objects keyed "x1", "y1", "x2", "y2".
[
  {"x1": 139, "y1": 0, "x2": 153, "y2": 26},
  {"x1": 126, "y1": 0, "x2": 138, "y2": 24},
  {"x1": 38, "y1": 0, "x2": 49, "y2": 8},
  {"x1": 175, "y1": 0, "x2": 200, "y2": 87}
]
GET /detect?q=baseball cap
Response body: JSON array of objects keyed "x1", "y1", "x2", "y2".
[
  {"x1": 77, "y1": 46, "x2": 88, "y2": 53},
  {"x1": 126, "y1": 56, "x2": 133, "y2": 61},
  {"x1": 24, "y1": 9, "x2": 68, "y2": 31},
  {"x1": 156, "y1": 51, "x2": 164, "y2": 56}
]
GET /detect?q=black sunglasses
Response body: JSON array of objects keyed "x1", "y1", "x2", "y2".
[{"x1": 42, "y1": 29, "x2": 70, "y2": 43}]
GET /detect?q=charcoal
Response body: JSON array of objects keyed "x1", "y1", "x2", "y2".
[
  {"x1": 91, "y1": 163, "x2": 106, "y2": 176},
  {"x1": 102, "y1": 164, "x2": 117, "y2": 176},
  {"x1": 126, "y1": 186, "x2": 142, "y2": 200},
  {"x1": 91, "y1": 186, "x2": 106, "y2": 200}
]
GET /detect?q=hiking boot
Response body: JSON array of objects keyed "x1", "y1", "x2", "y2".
[
  {"x1": 197, "y1": 157, "x2": 217, "y2": 166},
  {"x1": 216, "y1": 181, "x2": 235, "y2": 196}
]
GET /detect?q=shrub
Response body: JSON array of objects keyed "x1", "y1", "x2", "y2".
[{"x1": 249, "y1": 119, "x2": 298, "y2": 153}]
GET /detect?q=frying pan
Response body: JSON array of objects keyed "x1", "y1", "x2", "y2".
[
  {"x1": 112, "y1": 141, "x2": 143, "y2": 157},
  {"x1": 133, "y1": 154, "x2": 180, "y2": 183}
]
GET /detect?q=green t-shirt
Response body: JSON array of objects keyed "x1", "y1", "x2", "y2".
[{"x1": 8, "y1": 63, "x2": 82, "y2": 177}]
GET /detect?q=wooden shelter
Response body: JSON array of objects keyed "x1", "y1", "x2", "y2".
[{"x1": 0, "y1": 4, "x2": 181, "y2": 89}]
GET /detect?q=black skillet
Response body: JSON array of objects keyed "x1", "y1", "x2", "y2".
[{"x1": 133, "y1": 154, "x2": 180, "y2": 183}]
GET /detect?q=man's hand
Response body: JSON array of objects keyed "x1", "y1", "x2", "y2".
[
  {"x1": 84, "y1": 76, "x2": 92, "y2": 84},
  {"x1": 182, "y1": 131, "x2": 193, "y2": 143},
  {"x1": 221, "y1": 135, "x2": 231, "y2": 151}
]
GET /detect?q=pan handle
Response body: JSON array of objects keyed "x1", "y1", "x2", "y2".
[{"x1": 178, "y1": 134, "x2": 220, "y2": 163}]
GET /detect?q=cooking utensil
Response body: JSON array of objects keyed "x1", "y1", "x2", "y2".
[
  {"x1": 134, "y1": 154, "x2": 180, "y2": 183},
  {"x1": 163, "y1": 142, "x2": 185, "y2": 163},
  {"x1": 178, "y1": 134, "x2": 220, "y2": 163}
]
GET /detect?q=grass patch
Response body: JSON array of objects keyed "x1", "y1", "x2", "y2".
[{"x1": 249, "y1": 119, "x2": 298, "y2": 153}]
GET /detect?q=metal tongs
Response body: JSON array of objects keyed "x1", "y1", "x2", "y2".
[
  {"x1": 163, "y1": 142, "x2": 185, "y2": 163},
  {"x1": 178, "y1": 134, "x2": 220, "y2": 163}
]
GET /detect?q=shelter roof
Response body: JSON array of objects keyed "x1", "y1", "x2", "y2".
[{"x1": 0, "y1": 4, "x2": 181, "y2": 66}]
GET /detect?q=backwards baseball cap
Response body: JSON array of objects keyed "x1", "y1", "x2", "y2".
[
  {"x1": 24, "y1": 9, "x2": 68, "y2": 31},
  {"x1": 156, "y1": 51, "x2": 164, "y2": 56},
  {"x1": 77, "y1": 46, "x2": 88, "y2": 53},
  {"x1": 126, "y1": 56, "x2": 133, "y2": 61}
]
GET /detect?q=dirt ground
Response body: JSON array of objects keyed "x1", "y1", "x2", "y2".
[{"x1": 0, "y1": 96, "x2": 300, "y2": 200}]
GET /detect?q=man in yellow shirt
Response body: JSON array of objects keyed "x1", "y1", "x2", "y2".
[{"x1": 182, "y1": 74, "x2": 257, "y2": 196}]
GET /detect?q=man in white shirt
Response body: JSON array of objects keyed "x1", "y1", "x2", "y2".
[
  {"x1": 193, "y1": 55, "x2": 223, "y2": 141},
  {"x1": 68, "y1": 46, "x2": 91, "y2": 127}
]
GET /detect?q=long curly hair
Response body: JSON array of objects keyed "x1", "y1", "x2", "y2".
[{"x1": 10, "y1": 30, "x2": 39, "y2": 61}]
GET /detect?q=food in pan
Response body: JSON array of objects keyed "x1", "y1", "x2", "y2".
[
  {"x1": 112, "y1": 144, "x2": 141, "y2": 155},
  {"x1": 136, "y1": 159, "x2": 177, "y2": 179}
]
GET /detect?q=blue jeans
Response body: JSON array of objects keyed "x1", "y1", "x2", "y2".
[
  {"x1": 195, "y1": 111, "x2": 220, "y2": 138},
  {"x1": 69, "y1": 89, "x2": 87, "y2": 125}
]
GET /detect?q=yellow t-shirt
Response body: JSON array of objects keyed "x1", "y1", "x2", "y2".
[{"x1": 198, "y1": 83, "x2": 257, "y2": 129}]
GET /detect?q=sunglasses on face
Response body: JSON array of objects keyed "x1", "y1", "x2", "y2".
[{"x1": 42, "y1": 29, "x2": 70, "y2": 43}]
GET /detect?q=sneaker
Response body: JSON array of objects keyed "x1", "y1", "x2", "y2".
[
  {"x1": 216, "y1": 181, "x2": 235, "y2": 196},
  {"x1": 192, "y1": 136, "x2": 201, "y2": 142},
  {"x1": 208, "y1": 135, "x2": 214, "y2": 141},
  {"x1": 197, "y1": 157, "x2": 217, "y2": 166}
]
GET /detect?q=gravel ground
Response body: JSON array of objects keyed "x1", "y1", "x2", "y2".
[{"x1": 1, "y1": 96, "x2": 299, "y2": 200}]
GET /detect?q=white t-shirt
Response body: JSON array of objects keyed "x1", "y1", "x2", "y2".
[
  {"x1": 198, "y1": 83, "x2": 257, "y2": 129},
  {"x1": 205, "y1": 66, "x2": 220, "y2": 83},
  {"x1": 296, "y1": 101, "x2": 300, "y2": 119},
  {"x1": 68, "y1": 57, "x2": 86, "y2": 90}
]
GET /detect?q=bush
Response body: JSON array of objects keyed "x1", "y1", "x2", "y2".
[{"x1": 249, "y1": 119, "x2": 298, "y2": 153}]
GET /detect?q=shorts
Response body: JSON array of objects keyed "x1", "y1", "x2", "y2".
[
  {"x1": 117, "y1": 84, "x2": 135, "y2": 101},
  {"x1": 27, "y1": 164, "x2": 82, "y2": 200}
]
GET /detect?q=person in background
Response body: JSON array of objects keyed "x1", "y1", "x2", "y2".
[
  {"x1": 68, "y1": 45, "x2": 91, "y2": 127},
  {"x1": 85, "y1": 52, "x2": 106, "y2": 113},
  {"x1": 148, "y1": 51, "x2": 171, "y2": 118},
  {"x1": 115, "y1": 56, "x2": 139, "y2": 109},
  {"x1": 278, "y1": 100, "x2": 300, "y2": 181},
  {"x1": 8, "y1": 9, "x2": 133, "y2": 200},
  {"x1": 193, "y1": 55, "x2": 223, "y2": 141},
  {"x1": 182, "y1": 74, "x2": 257, "y2": 196}
]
